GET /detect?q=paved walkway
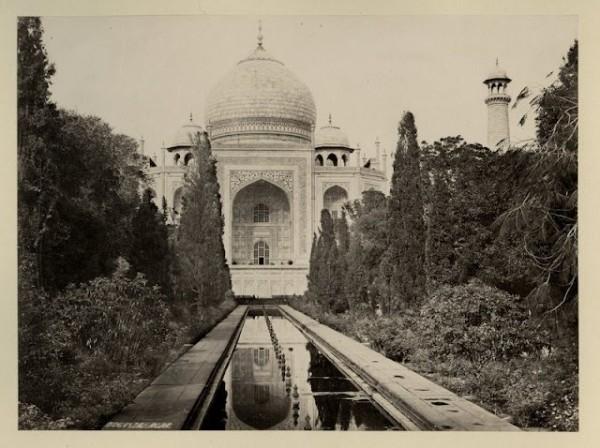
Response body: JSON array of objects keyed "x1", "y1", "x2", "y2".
[
  {"x1": 280, "y1": 305, "x2": 519, "y2": 431},
  {"x1": 104, "y1": 305, "x2": 247, "y2": 430}
]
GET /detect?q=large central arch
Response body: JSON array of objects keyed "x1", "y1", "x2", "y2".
[{"x1": 231, "y1": 180, "x2": 293, "y2": 266}]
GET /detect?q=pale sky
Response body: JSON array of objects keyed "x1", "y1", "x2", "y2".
[{"x1": 41, "y1": 15, "x2": 577, "y2": 162}]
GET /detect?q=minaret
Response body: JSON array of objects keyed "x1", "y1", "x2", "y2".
[
  {"x1": 373, "y1": 137, "x2": 381, "y2": 171},
  {"x1": 483, "y1": 59, "x2": 511, "y2": 150}
]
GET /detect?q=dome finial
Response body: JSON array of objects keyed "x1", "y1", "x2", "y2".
[
  {"x1": 328, "y1": 113, "x2": 332, "y2": 125},
  {"x1": 189, "y1": 112, "x2": 193, "y2": 122},
  {"x1": 496, "y1": 57, "x2": 499, "y2": 67},
  {"x1": 257, "y1": 20, "x2": 264, "y2": 48}
]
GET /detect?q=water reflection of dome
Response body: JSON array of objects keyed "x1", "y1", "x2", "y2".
[{"x1": 231, "y1": 347, "x2": 291, "y2": 429}]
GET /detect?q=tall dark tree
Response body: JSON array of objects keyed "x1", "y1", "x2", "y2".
[
  {"x1": 306, "y1": 233, "x2": 319, "y2": 301},
  {"x1": 387, "y1": 112, "x2": 426, "y2": 308},
  {"x1": 420, "y1": 136, "x2": 538, "y2": 296},
  {"x1": 334, "y1": 210, "x2": 350, "y2": 255},
  {"x1": 129, "y1": 189, "x2": 171, "y2": 293},
  {"x1": 499, "y1": 41, "x2": 578, "y2": 326},
  {"x1": 38, "y1": 111, "x2": 144, "y2": 291},
  {"x1": 311, "y1": 209, "x2": 346, "y2": 312},
  {"x1": 345, "y1": 190, "x2": 388, "y2": 308},
  {"x1": 18, "y1": 18, "x2": 145, "y2": 292},
  {"x1": 343, "y1": 236, "x2": 369, "y2": 310},
  {"x1": 176, "y1": 132, "x2": 231, "y2": 309},
  {"x1": 18, "y1": 17, "x2": 60, "y2": 288}
]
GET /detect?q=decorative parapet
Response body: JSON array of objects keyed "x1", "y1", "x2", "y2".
[
  {"x1": 230, "y1": 169, "x2": 294, "y2": 196},
  {"x1": 209, "y1": 117, "x2": 313, "y2": 142},
  {"x1": 485, "y1": 94, "x2": 511, "y2": 105}
]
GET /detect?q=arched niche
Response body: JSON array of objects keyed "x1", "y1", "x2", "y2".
[
  {"x1": 184, "y1": 152, "x2": 194, "y2": 166},
  {"x1": 232, "y1": 180, "x2": 292, "y2": 266},
  {"x1": 173, "y1": 186, "x2": 184, "y2": 223},
  {"x1": 326, "y1": 153, "x2": 338, "y2": 167},
  {"x1": 323, "y1": 185, "x2": 348, "y2": 220}
]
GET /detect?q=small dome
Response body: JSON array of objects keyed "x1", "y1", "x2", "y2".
[
  {"x1": 167, "y1": 118, "x2": 203, "y2": 150},
  {"x1": 315, "y1": 118, "x2": 351, "y2": 149},
  {"x1": 484, "y1": 60, "x2": 511, "y2": 83},
  {"x1": 205, "y1": 43, "x2": 316, "y2": 145}
]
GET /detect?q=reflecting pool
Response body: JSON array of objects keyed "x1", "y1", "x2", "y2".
[{"x1": 200, "y1": 309, "x2": 400, "y2": 430}]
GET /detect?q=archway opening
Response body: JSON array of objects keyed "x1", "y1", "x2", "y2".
[
  {"x1": 173, "y1": 186, "x2": 184, "y2": 223},
  {"x1": 323, "y1": 185, "x2": 348, "y2": 220},
  {"x1": 326, "y1": 153, "x2": 338, "y2": 167},
  {"x1": 232, "y1": 180, "x2": 292, "y2": 266},
  {"x1": 315, "y1": 154, "x2": 324, "y2": 166},
  {"x1": 184, "y1": 152, "x2": 194, "y2": 166}
]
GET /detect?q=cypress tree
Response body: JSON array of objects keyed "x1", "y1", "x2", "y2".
[
  {"x1": 388, "y1": 112, "x2": 426, "y2": 308},
  {"x1": 306, "y1": 233, "x2": 319, "y2": 301},
  {"x1": 334, "y1": 210, "x2": 350, "y2": 255},
  {"x1": 344, "y1": 236, "x2": 369, "y2": 311},
  {"x1": 176, "y1": 131, "x2": 231, "y2": 310},
  {"x1": 314, "y1": 209, "x2": 346, "y2": 312},
  {"x1": 18, "y1": 17, "x2": 60, "y2": 288},
  {"x1": 129, "y1": 188, "x2": 171, "y2": 293}
]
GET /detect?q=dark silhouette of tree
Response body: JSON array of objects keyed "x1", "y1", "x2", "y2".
[
  {"x1": 387, "y1": 112, "x2": 426, "y2": 308},
  {"x1": 334, "y1": 210, "x2": 350, "y2": 255},
  {"x1": 176, "y1": 131, "x2": 231, "y2": 309},
  {"x1": 499, "y1": 41, "x2": 578, "y2": 327},
  {"x1": 129, "y1": 188, "x2": 171, "y2": 293},
  {"x1": 18, "y1": 17, "x2": 60, "y2": 288}
]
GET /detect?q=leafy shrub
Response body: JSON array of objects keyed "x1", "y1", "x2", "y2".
[
  {"x1": 289, "y1": 280, "x2": 577, "y2": 431},
  {"x1": 19, "y1": 402, "x2": 73, "y2": 430},
  {"x1": 19, "y1": 270, "x2": 176, "y2": 428},
  {"x1": 418, "y1": 280, "x2": 550, "y2": 364}
]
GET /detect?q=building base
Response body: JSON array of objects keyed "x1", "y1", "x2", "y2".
[{"x1": 230, "y1": 265, "x2": 308, "y2": 298}]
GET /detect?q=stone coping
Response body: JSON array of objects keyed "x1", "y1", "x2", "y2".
[
  {"x1": 279, "y1": 305, "x2": 520, "y2": 432},
  {"x1": 103, "y1": 306, "x2": 248, "y2": 430}
]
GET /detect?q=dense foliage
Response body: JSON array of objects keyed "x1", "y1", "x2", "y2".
[
  {"x1": 303, "y1": 41, "x2": 578, "y2": 431},
  {"x1": 17, "y1": 18, "x2": 234, "y2": 429},
  {"x1": 129, "y1": 188, "x2": 171, "y2": 293},
  {"x1": 307, "y1": 210, "x2": 347, "y2": 312}
]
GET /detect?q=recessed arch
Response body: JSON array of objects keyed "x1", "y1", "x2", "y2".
[
  {"x1": 174, "y1": 153, "x2": 181, "y2": 165},
  {"x1": 315, "y1": 154, "x2": 324, "y2": 166},
  {"x1": 184, "y1": 152, "x2": 194, "y2": 166},
  {"x1": 173, "y1": 186, "x2": 184, "y2": 221},
  {"x1": 326, "y1": 153, "x2": 338, "y2": 167},
  {"x1": 232, "y1": 180, "x2": 292, "y2": 266},
  {"x1": 323, "y1": 185, "x2": 348, "y2": 220},
  {"x1": 341, "y1": 154, "x2": 348, "y2": 166}
]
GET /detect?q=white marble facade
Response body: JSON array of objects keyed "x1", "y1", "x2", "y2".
[{"x1": 147, "y1": 37, "x2": 386, "y2": 297}]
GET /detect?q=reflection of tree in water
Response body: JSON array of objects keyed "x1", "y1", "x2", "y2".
[
  {"x1": 200, "y1": 380, "x2": 228, "y2": 430},
  {"x1": 306, "y1": 343, "x2": 394, "y2": 431},
  {"x1": 306, "y1": 343, "x2": 354, "y2": 430}
]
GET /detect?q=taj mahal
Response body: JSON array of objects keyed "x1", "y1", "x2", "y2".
[{"x1": 145, "y1": 28, "x2": 512, "y2": 298}]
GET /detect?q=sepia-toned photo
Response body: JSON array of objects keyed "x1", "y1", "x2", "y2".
[{"x1": 16, "y1": 13, "x2": 579, "y2": 433}]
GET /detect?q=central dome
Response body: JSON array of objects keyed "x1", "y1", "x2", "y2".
[{"x1": 205, "y1": 43, "x2": 317, "y2": 146}]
